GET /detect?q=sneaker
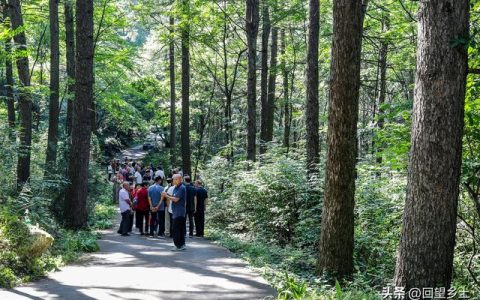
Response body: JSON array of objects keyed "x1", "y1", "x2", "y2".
[
  {"x1": 170, "y1": 247, "x2": 181, "y2": 251},
  {"x1": 121, "y1": 233, "x2": 130, "y2": 236},
  {"x1": 179, "y1": 245, "x2": 186, "y2": 251},
  {"x1": 157, "y1": 235, "x2": 165, "y2": 239}
]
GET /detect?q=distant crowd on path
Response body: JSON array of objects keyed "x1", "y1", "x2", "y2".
[{"x1": 108, "y1": 157, "x2": 208, "y2": 252}]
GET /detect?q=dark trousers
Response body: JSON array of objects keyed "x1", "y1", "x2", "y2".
[
  {"x1": 119, "y1": 210, "x2": 131, "y2": 235},
  {"x1": 194, "y1": 210, "x2": 205, "y2": 237},
  {"x1": 136, "y1": 210, "x2": 149, "y2": 233},
  {"x1": 172, "y1": 217, "x2": 186, "y2": 248},
  {"x1": 157, "y1": 210, "x2": 165, "y2": 236},
  {"x1": 128, "y1": 212, "x2": 134, "y2": 232},
  {"x1": 149, "y1": 210, "x2": 158, "y2": 235},
  {"x1": 185, "y1": 211, "x2": 195, "y2": 236}
]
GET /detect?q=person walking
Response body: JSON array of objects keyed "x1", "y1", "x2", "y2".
[
  {"x1": 118, "y1": 182, "x2": 132, "y2": 236},
  {"x1": 162, "y1": 174, "x2": 186, "y2": 251},
  {"x1": 194, "y1": 179, "x2": 208, "y2": 237},
  {"x1": 148, "y1": 176, "x2": 165, "y2": 237},
  {"x1": 184, "y1": 175, "x2": 196, "y2": 237}
]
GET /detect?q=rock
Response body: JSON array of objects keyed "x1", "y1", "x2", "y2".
[{"x1": 24, "y1": 225, "x2": 54, "y2": 259}]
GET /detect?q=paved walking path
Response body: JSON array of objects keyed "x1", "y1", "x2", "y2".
[
  {"x1": 0, "y1": 224, "x2": 276, "y2": 300},
  {"x1": 0, "y1": 145, "x2": 276, "y2": 299}
]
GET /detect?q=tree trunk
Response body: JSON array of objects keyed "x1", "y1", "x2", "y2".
[
  {"x1": 65, "y1": 0, "x2": 75, "y2": 136},
  {"x1": 318, "y1": 0, "x2": 365, "y2": 278},
  {"x1": 259, "y1": 2, "x2": 270, "y2": 154},
  {"x1": 5, "y1": 37, "x2": 15, "y2": 130},
  {"x1": 375, "y1": 16, "x2": 388, "y2": 167},
  {"x1": 245, "y1": 0, "x2": 259, "y2": 162},
  {"x1": 305, "y1": 0, "x2": 319, "y2": 174},
  {"x1": 45, "y1": 0, "x2": 60, "y2": 173},
  {"x1": 180, "y1": 0, "x2": 191, "y2": 176},
  {"x1": 281, "y1": 29, "x2": 290, "y2": 150},
  {"x1": 394, "y1": 0, "x2": 469, "y2": 293},
  {"x1": 266, "y1": 26, "x2": 278, "y2": 143},
  {"x1": 169, "y1": 14, "x2": 176, "y2": 167},
  {"x1": 9, "y1": 0, "x2": 32, "y2": 189},
  {"x1": 65, "y1": 0, "x2": 94, "y2": 229}
]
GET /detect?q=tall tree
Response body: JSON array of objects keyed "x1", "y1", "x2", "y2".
[
  {"x1": 45, "y1": 0, "x2": 60, "y2": 172},
  {"x1": 169, "y1": 13, "x2": 176, "y2": 167},
  {"x1": 8, "y1": 0, "x2": 32, "y2": 188},
  {"x1": 245, "y1": 0, "x2": 259, "y2": 162},
  {"x1": 281, "y1": 29, "x2": 290, "y2": 150},
  {"x1": 305, "y1": 0, "x2": 319, "y2": 174},
  {"x1": 375, "y1": 15, "x2": 388, "y2": 166},
  {"x1": 180, "y1": 0, "x2": 191, "y2": 176},
  {"x1": 65, "y1": 0, "x2": 94, "y2": 229},
  {"x1": 394, "y1": 0, "x2": 469, "y2": 292},
  {"x1": 266, "y1": 26, "x2": 278, "y2": 143},
  {"x1": 2, "y1": 0, "x2": 15, "y2": 131},
  {"x1": 318, "y1": 0, "x2": 365, "y2": 278},
  {"x1": 64, "y1": 0, "x2": 75, "y2": 135},
  {"x1": 259, "y1": 1, "x2": 270, "y2": 154}
]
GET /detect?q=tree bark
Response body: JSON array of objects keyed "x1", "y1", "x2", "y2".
[
  {"x1": 281, "y1": 29, "x2": 290, "y2": 150},
  {"x1": 65, "y1": 0, "x2": 94, "y2": 229},
  {"x1": 266, "y1": 26, "x2": 278, "y2": 143},
  {"x1": 9, "y1": 0, "x2": 32, "y2": 189},
  {"x1": 180, "y1": 0, "x2": 191, "y2": 176},
  {"x1": 169, "y1": 14, "x2": 176, "y2": 167},
  {"x1": 259, "y1": 2, "x2": 270, "y2": 154},
  {"x1": 246, "y1": 0, "x2": 259, "y2": 162},
  {"x1": 305, "y1": 0, "x2": 319, "y2": 174},
  {"x1": 394, "y1": 0, "x2": 469, "y2": 293},
  {"x1": 45, "y1": 0, "x2": 60, "y2": 173},
  {"x1": 65, "y1": 0, "x2": 75, "y2": 136},
  {"x1": 318, "y1": 0, "x2": 365, "y2": 278}
]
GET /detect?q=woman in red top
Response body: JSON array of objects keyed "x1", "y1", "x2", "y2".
[{"x1": 135, "y1": 182, "x2": 150, "y2": 235}]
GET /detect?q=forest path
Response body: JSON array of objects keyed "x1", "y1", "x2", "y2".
[
  {"x1": 0, "y1": 145, "x2": 276, "y2": 300},
  {"x1": 0, "y1": 226, "x2": 276, "y2": 300}
]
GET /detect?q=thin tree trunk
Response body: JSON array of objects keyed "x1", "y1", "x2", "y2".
[
  {"x1": 259, "y1": 2, "x2": 270, "y2": 154},
  {"x1": 180, "y1": 0, "x2": 191, "y2": 176},
  {"x1": 45, "y1": 0, "x2": 60, "y2": 173},
  {"x1": 65, "y1": 0, "x2": 75, "y2": 136},
  {"x1": 65, "y1": 0, "x2": 94, "y2": 229},
  {"x1": 394, "y1": 0, "x2": 469, "y2": 293},
  {"x1": 375, "y1": 16, "x2": 388, "y2": 167},
  {"x1": 5, "y1": 37, "x2": 15, "y2": 130},
  {"x1": 305, "y1": 0, "x2": 319, "y2": 174},
  {"x1": 246, "y1": 0, "x2": 259, "y2": 162},
  {"x1": 169, "y1": 14, "x2": 176, "y2": 167},
  {"x1": 266, "y1": 26, "x2": 278, "y2": 143},
  {"x1": 318, "y1": 0, "x2": 365, "y2": 278},
  {"x1": 9, "y1": 0, "x2": 32, "y2": 189},
  {"x1": 281, "y1": 29, "x2": 290, "y2": 150}
]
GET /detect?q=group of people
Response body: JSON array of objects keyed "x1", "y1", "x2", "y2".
[{"x1": 110, "y1": 158, "x2": 208, "y2": 251}]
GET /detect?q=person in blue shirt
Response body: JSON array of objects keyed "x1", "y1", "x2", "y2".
[
  {"x1": 148, "y1": 176, "x2": 165, "y2": 237},
  {"x1": 194, "y1": 179, "x2": 208, "y2": 237},
  {"x1": 162, "y1": 173, "x2": 186, "y2": 251},
  {"x1": 184, "y1": 175, "x2": 197, "y2": 237}
]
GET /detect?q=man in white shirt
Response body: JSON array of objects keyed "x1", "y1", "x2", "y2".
[
  {"x1": 118, "y1": 182, "x2": 132, "y2": 236},
  {"x1": 162, "y1": 177, "x2": 175, "y2": 237},
  {"x1": 134, "y1": 167, "x2": 143, "y2": 184},
  {"x1": 155, "y1": 167, "x2": 165, "y2": 180}
]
